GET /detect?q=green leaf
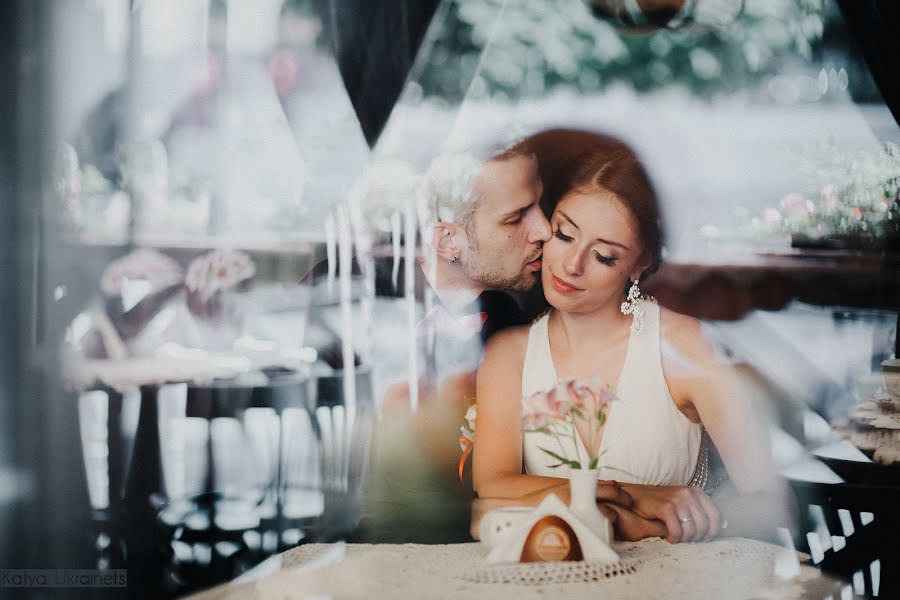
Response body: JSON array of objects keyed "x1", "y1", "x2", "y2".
[
  {"x1": 524, "y1": 426, "x2": 553, "y2": 435},
  {"x1": 538, "y1": 447, "x2": 580, "y2": 469}
]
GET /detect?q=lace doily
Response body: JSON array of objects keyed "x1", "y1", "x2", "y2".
[{"x1": 463, "y1": 559, "x2": 640, "y2": 585}]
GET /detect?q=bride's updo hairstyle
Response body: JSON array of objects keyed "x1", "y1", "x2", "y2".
[{"x1": 565, "y1": 138, "x2": 663, "y2": 284}]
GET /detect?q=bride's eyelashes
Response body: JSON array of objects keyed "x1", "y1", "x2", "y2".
[
  {"x1": 553, "y1": 225, "x2": 619, "y2": 266},
  {"x1": 552, "y1": 226, "x2": 573, "y2": 242}
]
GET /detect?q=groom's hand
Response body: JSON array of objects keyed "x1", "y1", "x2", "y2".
[
  {"x1": 595, "y1": 479, "x2": 633, "y2": 509},
  {"x1": 601, "y1": 503, "x2": 669, "y2": 542},
  {"x1": 622, "y1": 484, "x2": 721, "y2": 543}
]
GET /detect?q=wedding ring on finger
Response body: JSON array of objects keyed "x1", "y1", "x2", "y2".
[{"x1": 679, "y1": 515, "x2": 694, "y2": 523}]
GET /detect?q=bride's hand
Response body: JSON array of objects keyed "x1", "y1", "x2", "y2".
[{"x1": 626, "y1": 485, "x2": 721, "y2": 543}]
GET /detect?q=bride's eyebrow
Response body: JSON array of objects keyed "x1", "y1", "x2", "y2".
[
  {"x1": 557, "y1": 210, "x2": 579, "y2": 230},
  {"x1": 557, "y1": 210, "x2": 629, "y2": 251}
]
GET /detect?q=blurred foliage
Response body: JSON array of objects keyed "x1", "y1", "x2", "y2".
[
  {"x1": 771, "y1": 141, "x2": 900, "y2": 248},
  {"x1": 705, "y1": 141, "x2": 900, "y2": 249},
  {"x1": 417, "y1": 0, "x2": 835, "y2": 102}
]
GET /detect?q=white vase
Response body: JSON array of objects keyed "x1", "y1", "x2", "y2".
[{"x1": 568, "y1": 468, "x2": 613, "y2": 545}]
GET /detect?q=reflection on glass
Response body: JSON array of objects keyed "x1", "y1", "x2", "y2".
[{"x1": 38, "y1": 0, "x2": 899, "y2": 596}]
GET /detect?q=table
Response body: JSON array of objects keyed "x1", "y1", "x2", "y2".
[
  {"x1": 188, "y1": 538, "x2": 842, "y2": 600},
  {"x1": 645, "y1": 248, "x2": 900, "y2": 361},
  {"x1": 646, "y1": 249, "x2": 900, "y2": 321}
]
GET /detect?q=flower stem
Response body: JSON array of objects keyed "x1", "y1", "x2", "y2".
[
  {"x1": 553, "y1": 424, "x2": 568, "y2": 459},
  {"x1": 569, "y1": 415, "x2": 582, "y2": 470}
]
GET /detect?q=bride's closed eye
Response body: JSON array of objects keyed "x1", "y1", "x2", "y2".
[
  {"x1": 553, "y1": 226, "x2": 573, "y2": 242},
  {"x1": 555, "y1": 225, "x2": 618, "y2": 266}
]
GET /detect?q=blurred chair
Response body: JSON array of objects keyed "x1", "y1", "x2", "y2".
[{"x1": 788, "y1": 477, "x2": 900, "y2": 597}]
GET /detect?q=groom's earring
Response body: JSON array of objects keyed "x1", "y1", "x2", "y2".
[
  {"x1": 620, "y1": 279, "x2": 645, "y2": 334},
  {"x1": 451, "y1": 255, "x2": 459, "y2": 264}
]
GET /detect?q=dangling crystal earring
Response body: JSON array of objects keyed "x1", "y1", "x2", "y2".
[{"x1": 620, "y1": 279, "x2": 645, "y2": 334}]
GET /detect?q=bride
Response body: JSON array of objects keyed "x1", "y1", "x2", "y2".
[{"x1": 472, "y1": 135, "x2": 791, "y2": 543}]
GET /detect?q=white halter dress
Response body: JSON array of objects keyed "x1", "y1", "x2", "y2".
[{"x1": 521, "y1": 299, "x2": 704, "y2": 486}]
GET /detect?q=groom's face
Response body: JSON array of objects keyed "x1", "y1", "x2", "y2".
[{"x1": 460, "y1": 155, "x2": 551, "y2": 292}]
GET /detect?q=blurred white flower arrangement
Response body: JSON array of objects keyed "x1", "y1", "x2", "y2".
[
  {"x1": 702, "y1": 141, "x2": 900, "y2": 251},
  {"x1": 756, "y1": 141, "x2": 900, "y2": 249},
  {"x1": 184, "y1": 249, "x2": 257, "y2": 346},
  {"x1": 53, "y1": 143, "x2": 131, "y2": 241},
  {"x1": 54, "y1": 140, "x2": 214, "y2": 241},
  {"x1": 100, "y1": 248, "x2": 183, "y2": 299},
  {"x1": 185, "y1": 249, "x2": 256, "y2": 302},
  {"x1": 348, "y1": 158, "x2": 421, "y2": 233}
]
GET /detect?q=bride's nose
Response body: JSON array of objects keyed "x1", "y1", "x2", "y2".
[{"x1": 563, "y1": 248, "x2": 582, "y2": 276}]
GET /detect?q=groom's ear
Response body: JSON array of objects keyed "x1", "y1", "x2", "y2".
[{"x1": 432, "y1": 221, "x2": 462, "y2": 262}]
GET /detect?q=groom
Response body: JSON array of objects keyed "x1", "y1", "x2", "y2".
[
  {"x1": 380, "y1": 140, "x2": 550, "y2": 415},
  {"x1": 371, "y1": 141, "x2": 554, "y2": 542},
  {"x1": 418, "y1": 142, "x2": 550, "y2": 339}
]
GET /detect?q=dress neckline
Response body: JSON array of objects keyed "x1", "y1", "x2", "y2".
[{"x1": 542, "y1": 305, "x2": 638, "y2": 394}]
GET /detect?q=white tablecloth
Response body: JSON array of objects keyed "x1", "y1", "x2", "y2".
[{"x1": 190, "y1": 538, "x2": 838, "y2": 600}]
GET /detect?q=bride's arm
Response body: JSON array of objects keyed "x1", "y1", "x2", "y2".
[
  {"x1": 620, "y1": 312, "x2": 793, "y2": 543},
  {"x1": 473, "y1": 327, "x2": 568, "y2": 499},
  {"x1": 472, "y1": 327, "x2": 631, "y2": 505}
]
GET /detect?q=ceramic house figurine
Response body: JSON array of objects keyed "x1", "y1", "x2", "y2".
[{"x1": 483, "y1": 494, "x2": 619, "y2": 565}]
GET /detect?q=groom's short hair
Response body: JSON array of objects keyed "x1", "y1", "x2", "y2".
[{"x1": 419, "y1": 139, "x2": 537, "y2": 234}]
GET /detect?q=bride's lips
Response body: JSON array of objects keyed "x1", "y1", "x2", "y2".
[{"x1": 551, "y1": 274, "x2": 582, "y2": 294}]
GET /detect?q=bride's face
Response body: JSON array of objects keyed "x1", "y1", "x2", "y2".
[{"x1": 541, "y1": 189, "x2": 648, "y2": 314}]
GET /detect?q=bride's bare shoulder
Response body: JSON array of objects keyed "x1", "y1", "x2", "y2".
[
  {"x1": 659, "y1": 306, "x2": 701, "y2": 336},
  {"x1": 659, "y1": 307, "x2": 718, "y2": 365}
]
